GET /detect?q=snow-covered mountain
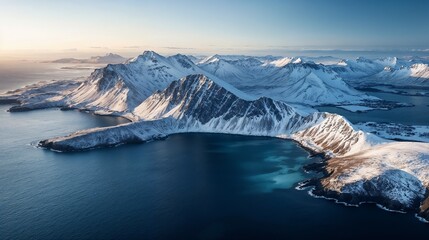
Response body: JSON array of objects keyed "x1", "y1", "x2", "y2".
[
  {"x1": 40, "y1": 74, "x2": 375, "y2": 158},
  {"x1": 330, "y1": 57, "x2": 429, "y2": 87},
  {"x1": 301, "y1": 56, "x2": 341, "y2": 65},
  {"x1": 198, "y1": 55, "x2": 373, "y2": 105},
  {"x1": 249, "y1": 62, "x2": 371, "y2": 105},
  {"x1": 92, "y1": 53, "x2": 128, "y2": 64},
  {"x1": 265, "y1": 57, "x2": 302, "y2": 67},
  {"x1": 0, "y1": 79, "x2": 83, "y2": 112},
  {"x1": 136, "y1": 74, "x2": 293, "y2": 124},
  {"x1": 362, "y1": 63, "x2": 429, "y2": 87},
  {"x1": 313, "y1": 141, "x2": 429, "y2": 215},
  {"x1": 197, "y1": 55, "x2": 258, "y2": 85},
  {"x1": 67, "y1": 51, "x2": 208, "y2": 112},
  {"x1": 3, "y1": 51, "x2": 378, "y2": 114},
  {"x1": 330, "y1": 57, "x2": 386, "y2": 80},
  {"x1": 49, "y1": 53, "x2": 127, "y2": 64},
  {"x1": 198, "y1": 54, "x2": 282, "y2": 64}
]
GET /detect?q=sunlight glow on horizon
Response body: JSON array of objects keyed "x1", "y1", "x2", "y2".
[{"x1": 1, "y1": 0, "x2": 428, "y2": 59}]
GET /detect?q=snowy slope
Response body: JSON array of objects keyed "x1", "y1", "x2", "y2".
[
  {"x1": 197, "y1": 55, "x2": 258, "y2": 85},
  {"x1": 319, "y1": 142, "x2": 429, "y2": 211},
  {"x1": 293, "y1": 113, "x2": 384, "y2": 157},
  {"x1": 132, "y1": 74, "x2": 303, "y2": 129},
  {"x1": 66, "y1": 51, "x2": 254, "y2": 113},
  {"x1": 2, "y1": 51, "x2": 378, "y2": 114},
  {"x1": 330, "y1": 57, "x2": 386, "y2": 80},
  {"x1": 37, "y1": 74, "x2": 308, "y2": 150},
  {"x1": 253, "y1": 62, "x2": 373, "y2": 104},
  {"x1": 266, "y1": 57, "x2": 302, "y2": 67},
  {"x1": 67, "y1": 51, "x2": 207, "y2": 112},
  {"x1": 0, "y1": 79, "x2": 83, "y2": 111},
  {"x1": 365, "y1": 63, "x2": 429, "y2": 87},
  {"x1": 41, "y1": 74, "x2": 377, "y2": 158},
  {"x1": 198, "y1": 56, "x2": 373, "y2": 105},
  {"x1": 39, "y1": 119, "x2": 175, "y2": 151},
  {"x1": 301, "y1": 56, "x2": 341, "y2": 65},
  {"x1": 331, "y1": 57, "x2": 429, "y2": 87}
]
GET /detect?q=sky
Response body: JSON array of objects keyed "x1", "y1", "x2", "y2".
[{"x1": 0, "y1": 0, "x2": 428, "y2": 59}]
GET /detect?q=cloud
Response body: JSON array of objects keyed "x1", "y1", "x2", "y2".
[
  {"x1": 163, "y1": 46, "x2": 195, "y2": 50},
  {"x1": 90, "y1": 46, "x2": 109, "y2": 49},
  {"x1": 405, "y1": 48, "x2": 429, "y2": 52},
  {"x1": 123, "y1": 46, "x2": 142, "y2": 49},
  {"x1": 63, "y1": 48, "x2": 78, "y2": 52}
]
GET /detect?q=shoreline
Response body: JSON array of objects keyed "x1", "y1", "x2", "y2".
[
  {"x1": 299, "y1": 156, "x2": 429, "y2": 224},
  {"x1": 356, "y1": 85, "x2": 429, "y2": 97},
  {"x1": 0, "y1": 101, "x2": 134, "y2": 123},
  {"x1": 34, "y1": 122, "x2": 429, "y2": 224}
]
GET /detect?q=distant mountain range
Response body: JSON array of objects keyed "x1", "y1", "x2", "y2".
[
  {"x1": 66, "y1": 51, "x2": 380, "y2": 113},
  {"x1": 46, "y1": 53, "x2": 128, "y2": 64},
  {"x1": 4, "y1": 50, "x2": 428, "y2": 115},
  {"x1": 45, "y1": 52, "x2": 429, "y2": 88},
  {"x1": 330, "y1": 56, "x2": 429, "y2": 87}
]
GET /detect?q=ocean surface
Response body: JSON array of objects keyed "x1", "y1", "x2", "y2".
[
  {"x1": 1, "y1": 63, "x2": 429, "y2": 239},
  {"x1": 318, "y1": 91, "x2": 429, "y2": 125},
  {"x1": 0, "y1": 61, "x2": 101, "y2": 91}
]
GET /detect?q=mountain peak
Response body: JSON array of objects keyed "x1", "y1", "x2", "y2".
[
  {"x1": 141, "y1": 50, "x2": 161, "y2": 58},
  {"x1": 168, "y1": 54, "x2": 194, "y2": 67},
  {"x1": 176, "y1": 74, "x2": 253, "y2": 101},
  {"x1": 103, "y1": 53, "x2": 123, "y2": 58},
  {"x1": 169, "y1": 53, "x2": 186, "y2": 59},
  {"x1": 268, "y1": 57, "x2": 295, "y2": 67},
  {"x1": 128, "y1": 50, "x2": 164, "y2": 63},
  {"x1": 292, "y1": 57, "x2": 302, "y2": 64},
  {"x1": 199, "y1": 54, "x2": 221, "y2": 64},
  {"x1": 175, "y1": 74, "x2": 227, "y2": 93}
]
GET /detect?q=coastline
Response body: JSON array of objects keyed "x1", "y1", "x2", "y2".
[
  {"x1": 34, "y1": 119, "x2": 429, "y2": 224},
  {"x1": 299, "y1": 155, "x2": 429, "y2": 223}
]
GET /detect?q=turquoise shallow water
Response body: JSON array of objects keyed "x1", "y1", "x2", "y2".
[{"x1": 1, "y1": 104, "x2": 428, "y2": 239}]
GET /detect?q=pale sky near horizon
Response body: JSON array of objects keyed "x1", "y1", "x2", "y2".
[{"x1": 1, "y1": 0, "x2": 428, "y2": 59}]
